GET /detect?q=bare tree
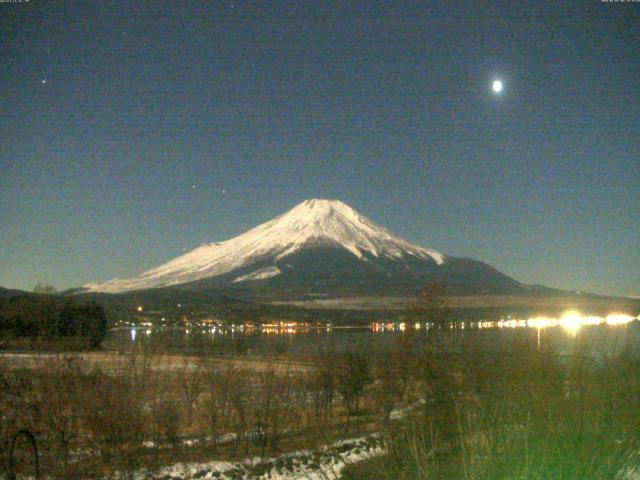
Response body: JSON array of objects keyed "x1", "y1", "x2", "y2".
[
  {"x1": 179, "y1": 360, "x2": 204, "y2": 427},
  {"x1": 409, "y1": 282, "x2": 450, "y2": 327},
  {"x1": 153, "y1": 399, "x2": 181, "y2": 447},
  {"x1": 337, "y1": 351, "x2": 371, "y2": 417},
  {"x1": 202, "y1": 362, "x2": 235, "y2": 445},
  {"x1": 309, "y1": 347, "x2": 337, "y2": 419},
  {"x1": 373, "y1": 351, "x2": 404, "y2": 424},
  {"x1": 33, "y1": 283, "x2": 57, "y2": 294}
]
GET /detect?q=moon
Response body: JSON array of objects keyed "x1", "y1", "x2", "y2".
[{"x1": 492, "y1": 79, "x2": 503, "y2": 93}]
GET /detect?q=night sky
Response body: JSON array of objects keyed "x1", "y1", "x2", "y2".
[{"x1": 1, "y1": 1, "x2": 638, "y2": 297}]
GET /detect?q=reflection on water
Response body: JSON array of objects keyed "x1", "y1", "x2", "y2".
[{"x1": 104, "y1": 310, "x2": 639, "y2": 357}]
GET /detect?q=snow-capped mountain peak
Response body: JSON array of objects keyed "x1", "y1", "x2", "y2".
[
  {"x1": 84, "y1": 199, "x2": 445, "y2": 293},
  {"x1": 267, "y1": 199, "x2": 443, "y2": 262}
]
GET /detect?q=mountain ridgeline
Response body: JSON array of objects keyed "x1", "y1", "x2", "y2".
[{"x1": 83, "y1": 199, "x2": 526, "y2": 299}]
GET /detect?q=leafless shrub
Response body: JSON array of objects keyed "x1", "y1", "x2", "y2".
[
  {"x1": 201, "y1": 361, "x2": 235, "y2": 444},
  {"x1": 153, "y1": 399, "x2": 181, "y2": 447},
  {"x1": 178, "y1": 359, "x2": 204, "y2": 427},
  {"x1": 80, "y1": 370, "x2": 145, "y2": 464},
  {"x1": 372, "y1": 351, "x2": 404, "y2": 424},
  {"x1": 308, "y1": 346, "x2": 337, "y2": 419},
  {"x1": 337, "y1": 351, "x2": 372, "y2": 417}
]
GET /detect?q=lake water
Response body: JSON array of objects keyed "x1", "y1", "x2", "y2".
[{"x1": 104, "y1": 313, "x2": 640, "y2": 358}]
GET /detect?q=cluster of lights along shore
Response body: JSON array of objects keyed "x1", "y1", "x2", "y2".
[
  {"x1": 122, "y1": 304, "x2": 636, "y2": 341},
  {"x1": 373, "y1": 311, "x2": 637, "y2": 336}
]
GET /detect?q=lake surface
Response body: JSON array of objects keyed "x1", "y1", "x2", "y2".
[{"x1": 104, "y1": 313, "x2": 640, "y2": 358}]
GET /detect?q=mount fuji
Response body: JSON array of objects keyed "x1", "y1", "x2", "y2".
[{"x1": 83, "y1": 199, "x2": 525, "y2": 298}]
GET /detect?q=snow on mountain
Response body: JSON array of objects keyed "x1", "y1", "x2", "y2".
[
  {"x1": 84, "y1": 199, "x2": 445, "y2": 293},
  {"x1": 232, "y1": 266, "x2": 282, "y2": 283}
]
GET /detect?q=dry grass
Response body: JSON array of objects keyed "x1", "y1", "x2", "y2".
[
  {"x1": 0, "y1": 346, "x2": 396, "y2": 479},
  {"x1": 0, "y1": 350, "x2": 312, "y2": 373},
  {"x1": 345, "y1": 335, "x2": 640, "y2": 480},
  {"x1": 5, "y1": 330, "x2": 639, "y2": 479}
]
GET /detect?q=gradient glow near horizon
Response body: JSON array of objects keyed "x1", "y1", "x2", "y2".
[{"x1": 0, "y1": 2, "x2": 638, "y2": 296}]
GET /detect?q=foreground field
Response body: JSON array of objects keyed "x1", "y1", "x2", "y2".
[
  {"x1": 344, "y1": 335, "x2": 640, "y2": 480},
  {"x1": 3, "y1": 328, "x2": 640, "y2": 479},
  {"x1": 0, "y1": 344, "x2": 411, "y2": 479}
]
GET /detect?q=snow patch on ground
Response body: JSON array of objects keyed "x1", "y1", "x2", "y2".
[
  {"x1": 142, "y1": 433, "x2": 239, "y2": 449},
  {"x1": 390, "y1": 398, "x2": 426, "y2": 420},
  {"x1": 116, "y1": 434, "x2": 384, "y2": 480}
]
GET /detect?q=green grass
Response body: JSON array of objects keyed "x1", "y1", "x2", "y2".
[{"x1": 346, "y1": 336, "x2": 640, "y2": 480}]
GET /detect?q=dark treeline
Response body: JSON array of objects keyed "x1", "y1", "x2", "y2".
[{"x1": 0, "y1": 295, "x2": 107, "y2": 348}]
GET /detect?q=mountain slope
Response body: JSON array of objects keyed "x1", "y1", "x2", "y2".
[
  {"x1": 85, "y1": 199, "x2": 447, "y2": 293},
  {"x1": 84, "y1": 199, "x2": 524, "y2": 297}
]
